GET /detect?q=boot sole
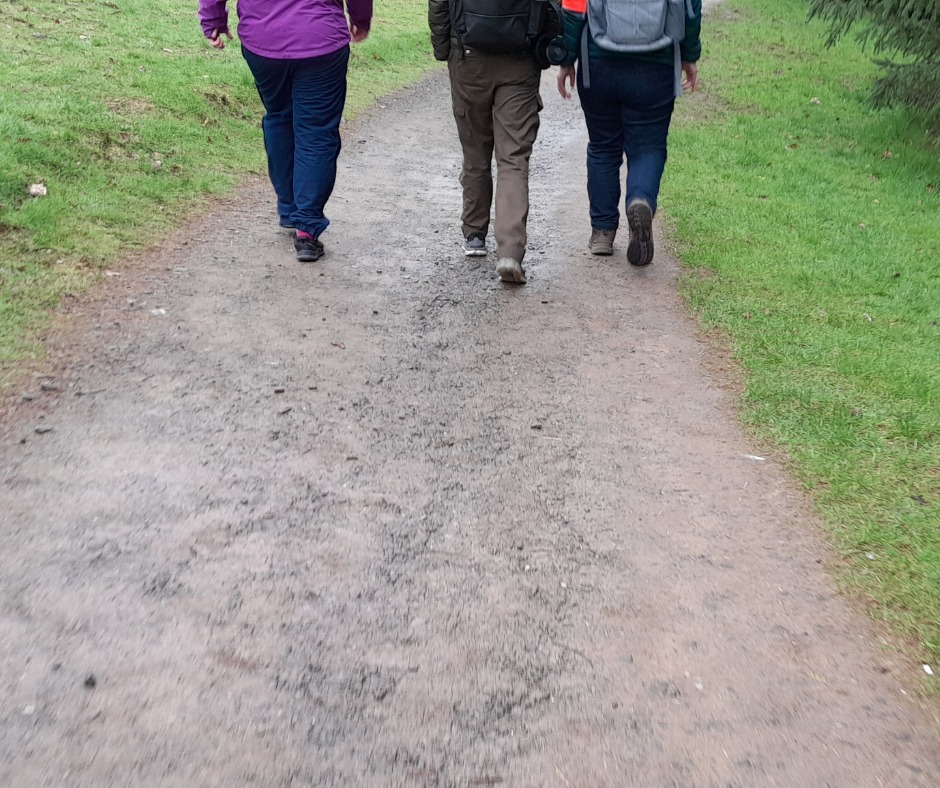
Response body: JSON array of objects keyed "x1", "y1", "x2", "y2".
[
  {"x1": 626, "y1": 201, "x2": 654, "y2": 267},
  {"x1": 496, "y1": 259, "x2": 527, "y2": 284}
]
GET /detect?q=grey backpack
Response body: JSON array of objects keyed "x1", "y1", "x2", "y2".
[{"x1": 582, "y1": 0, "x2": 693, "y2": 94}]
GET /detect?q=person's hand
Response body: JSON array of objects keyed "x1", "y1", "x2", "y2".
[
  {"x1": 350, "y1": 23, "x2": 369, "y2": 43},
  {"x1": 681, "y1": 61, "x2": 698, "y2": 93},
  {"x1": 210, "y1": 29, "x2": 232, "y2": 50},
  {"x1": 557, "y1": 66, "x2": 575, "y2": 99}
]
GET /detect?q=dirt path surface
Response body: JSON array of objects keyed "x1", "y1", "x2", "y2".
[{"x1": 2, "y1": 67, "x2": 939, "y2": 786}]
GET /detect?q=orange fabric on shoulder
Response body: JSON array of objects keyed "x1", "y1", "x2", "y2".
[{"x1": 562, "y1": 0, "x2": 587, "y2": 13}]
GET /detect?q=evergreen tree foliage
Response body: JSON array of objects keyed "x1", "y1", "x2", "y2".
[{"x1": 808, "y1": 0, "x2": 940, "y2": 128}]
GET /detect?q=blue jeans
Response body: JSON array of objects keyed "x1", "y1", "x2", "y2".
[
  {"x1": 242, "y1": 45, "x2": 349, "y2": 238},
  {"x1": 577, "y1": 58, "x2": 675, "y2": 231}
]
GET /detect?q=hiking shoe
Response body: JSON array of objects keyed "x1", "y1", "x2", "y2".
[
  {"x1": 626, "y1": 198, "x2": 654, "y2": 266},
  {"x1": 589, "y1": 227, "x2": 616, "y2": 255},
  {"x1": 496, "y1": 257, "x2": 526, "y2": 284},
  {"x1": 464, "y1": 233, "x2": 487, "y2": 257},
  {"x1": 294, "y1": 233, "x2": 324, "y2": 263}
]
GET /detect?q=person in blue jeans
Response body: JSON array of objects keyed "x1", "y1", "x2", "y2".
[
  {"x1": 199, "y1": 0, "x2": 373, "y2": 262},
  {"x1": 556, "y1": 0, "x2": 701, "y2": 266}
]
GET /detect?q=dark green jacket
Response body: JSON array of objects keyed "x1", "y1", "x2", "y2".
[
  {"x1": 428, "y1": 0, "x2": 454, "y2": 61},
  {"x1": 561, "y1": 0, "x2": 702, "y2": 67}
]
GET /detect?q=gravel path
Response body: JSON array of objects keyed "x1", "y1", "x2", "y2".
[{"x1": 1, "y1": 64, "x2": 938, "y2": 787}]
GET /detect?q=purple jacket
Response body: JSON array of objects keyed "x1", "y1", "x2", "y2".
[{"x1": 199, "y1": 0, "x2": 373, "y2": 60}]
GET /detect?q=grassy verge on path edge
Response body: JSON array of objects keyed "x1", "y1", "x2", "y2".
[
  {"x1": 0, "y1": 0, "x2": 435, "y2": 374},
  {"x1": 665, "y1": 0, "x2": 940, "y2": 672}
]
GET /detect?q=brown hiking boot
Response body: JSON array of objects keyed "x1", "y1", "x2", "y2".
[
  {"x1": 496, "y1": 257, "x2": 526, "y2": 284},
  {"x1": 589, "y1": 228, "x2": 616, "y2": 255}
]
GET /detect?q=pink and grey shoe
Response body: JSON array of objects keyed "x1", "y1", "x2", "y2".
[{"x1": 294, "y1": 231, "x2": 324, "y2": 263}]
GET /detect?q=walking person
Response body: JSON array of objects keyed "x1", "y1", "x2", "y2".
[
  {"x1": 199, "y1": 0, "x2": 373, "y2": 263},
  {"x1": 556, "y1": 0, "x2": 701, "y2": 266},
  {"x1": 428, "y1": 0, "x2": 549, "y2": 284}
]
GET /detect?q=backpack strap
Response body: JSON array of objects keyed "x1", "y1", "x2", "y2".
[
  {"x1": 674, "y1": 39, "x2": 682, "y2": 97},
  {"x1": 527, "y1": 0, "x2": 545, "y2": 46},
  {"x1": 580, "y1": 23, "x2": 591, "y2": 89}
]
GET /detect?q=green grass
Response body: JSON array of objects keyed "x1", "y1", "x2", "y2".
[
  {"x1": 0, "y1": 0, "x2": 435, "y2": 369},
  {"x1": 666, "y1": 0, "x2": 940, "y2": 661}
]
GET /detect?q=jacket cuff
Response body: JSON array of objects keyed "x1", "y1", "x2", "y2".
[{"x1": 200, "y1": 15, "x2": 229, "y2": 39}]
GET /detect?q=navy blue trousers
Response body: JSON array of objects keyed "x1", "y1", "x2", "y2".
[
  {"x1": 577, "y1": 58, "x2": 675, "y2": 231},
  {"x1": 242, "y1": 45, "x2": 349, "y2": 238}
]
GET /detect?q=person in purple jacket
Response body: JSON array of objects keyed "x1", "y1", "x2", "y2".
[{"x1": 198, "y1": 0, "x2": 373, "y2": 262}]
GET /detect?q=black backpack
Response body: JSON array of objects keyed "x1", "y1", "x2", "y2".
[{"x1": 452, "y1": 0, "x2": 561, "y2": 66}]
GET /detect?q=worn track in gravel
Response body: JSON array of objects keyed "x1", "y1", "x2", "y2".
[{"x1": 1, "y1": 67, "x2": 938, "y2": 787}]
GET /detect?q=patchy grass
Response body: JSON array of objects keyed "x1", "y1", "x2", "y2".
[
  {"x1": 666, "y1": 0, "x2": 940, "y2": 663},
  {"x1": 0, "y1": 0, "x2": 435, "y2": 369}
]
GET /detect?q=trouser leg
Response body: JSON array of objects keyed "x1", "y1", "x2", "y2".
[
  {"x1": 622, "y1": 61, "x2": 675, "y2": 215},
  {"x1": 577, "y1": 57, "x2": 625, "y2": 232},
  {"x1": 288, "y1": 46, "x2": 349, "y2": 237},
  {"x1": 448, "y1": 55, "x2": 494, "y2": 239},
  {"x1": 491, "y1": 59, "x2": 541, "y2": 263},
  {"x1": 243, "y1": 46, "x2": 295, "y2": 224}
]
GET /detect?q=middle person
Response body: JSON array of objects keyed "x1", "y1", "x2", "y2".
[{"x1": 428, "y1": 0, "x2": 557, "y2": 285}]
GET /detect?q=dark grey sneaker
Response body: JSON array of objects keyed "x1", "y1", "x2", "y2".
[
  {"x1": 294, "y1": 233, "x2": 324, "y2": 263},
  {"x1": 626, "y1": 198, "x2": 654, "y2": 266},
  {"x1": 589, "y1": 227, "x2": 616, "y2": 255},
  {"x1": 496, "y1": 257, "x2": 526, "y2": 284},
  {"x1": 464, "y1": 233, "x2": 487, "y2": 257}
]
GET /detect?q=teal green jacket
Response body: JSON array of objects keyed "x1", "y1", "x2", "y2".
[{"x1": 561, "y1": 0, "x2": 702, "y2": 68}]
